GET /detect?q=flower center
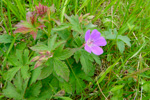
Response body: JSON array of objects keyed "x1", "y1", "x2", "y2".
[{"x1": 87, "y1": 39, "x2": 94, "y2": 47}]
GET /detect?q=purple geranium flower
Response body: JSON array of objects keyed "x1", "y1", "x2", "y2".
[{"x1": 84, "y1": 29, "x2": 107, "y2": 55}]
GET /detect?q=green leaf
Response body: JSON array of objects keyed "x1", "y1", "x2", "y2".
[
  {"x1": 3, "y1": 82, "x2": 22, "y2": 99},
  {"x1": 118, "y1": 35, "x2": 131, "y2": 47},
  {"x1": 91, "y1": 53, "x2": 101, "y2": 65},
  {"x1": 65, "y1": 15, "x2": 82, "y2": 33},
  {"x1": 48, "y1": 34, "x2": 57, "y2": 51},
  {"x1": 55, "y1": 48, "x2": 75, "y2": 60},
  {"x1": 38, "y1": 59, "x2": 53, "y2": 80},
  {"x1": 117, "y1": 40, "x2": 125, "y2": 53},
  {"x1": 21, "y1": 65, "x2": 30, "y2": 79},
  {"x1": 53, "y1": 23, "x2": 70, "y2": 31},
  {"x1": 13, "y1": 72, "x2": 23, "y2": 95},
  {"x1": 80, "y1": 53, "x2": 93, "y2": 75},
  {"x1": 23, "y1": 49, "x2": 29, "y2": 65},
  {"x1": 4, "y1": 67, "x2": 20, "y2": 81},
  {"x1": 16, "y1": 42, "x2": 27, "y2": 50},
  {"x1": 0, "y1": 34, "x2": 13, "y2": 43},
  {"x1": 54, "y1": 58, "x2": 70, "y2": 81},
  {"x1": 16, "y1": 49, "x2": 23, "y2": 65},
  {"x1": 110, "y1": 85, "x2": 124, "y2": 92},
  {"x1": 25, "y1": 81, "x2": 42, "y2": 98},
  {"x1": 52, "y1": 40, "x2": 66, "y2": 51},
  {"x1": 74, "y1": 50, "x2": 81, "y2": 63},
  {"x1": 30, "y1": 43, "x2": 49, "y2": 51},
  {"x1": 30, "y1": 67, "x2": 41, "y2": 85}
]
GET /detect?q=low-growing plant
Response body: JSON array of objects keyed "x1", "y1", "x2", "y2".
[{"x1": 2, "y1": 1, "x2": 149, "y2": 100}]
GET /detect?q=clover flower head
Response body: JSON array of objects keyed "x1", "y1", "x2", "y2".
[{"x1": 84, "y1": 29, "x2": 107, "y2": 55}]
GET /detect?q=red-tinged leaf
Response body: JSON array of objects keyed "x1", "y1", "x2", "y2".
[
  {"x1": 14, "y1": 27, "x2": 31, "y2": 34},
  {"x1": 15, "y1": 21, "x2": 33, "y2": 29},
  {"x1": 15, "y1": 21, "x2": 25, "y2": 28},
  {"x1": 38, "y1": 24, "x2": 45, "y2": 29},
  {"x1": 30, "y1": 31, "x2": 37, "y2": 40}
]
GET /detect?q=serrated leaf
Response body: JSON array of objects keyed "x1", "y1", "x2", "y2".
[
  {"x1": 55, "y1": 48, "x2": 75, "y2": 60},
  {"x1": 0, "y1": 34, "x2": 13, "y2": 43},
  {"x1": 16, "y1": 49, "x2": 23, "y2": 65},
  {"x1": 54, "y1": 58, "x2": 70, "y2": 81},
  {"x1": 48, "y1": 34, "x2": 57, "y2": 51},
  {"x1": 53, "y1": 23, "x2": 70, "y2": 31},
  {"x1": 38, "y1": 59, "x2": 53, "y2": 80},
  {"x1": 52, "y1": 40, "x2": 66, "y2": 51},
  {"x1": 74, "y1": 50, "x2": 81, "y2": 63},
  {"x1": 21, "y1": 65, "x2": 30, "y2": 79},
  {"x1": 4, "y1": 67, "x2": 20, "y2": 81},
  {"x1": 23, "y1": 49, "x2": 29, "y2": 65},
  {"x1": 13, "y1": 72, "x2": 23, "y2": 95},
  {"x1": 16, "y1": 42, "x2": 27, "y2": 50},
  {"x1": 30, "y1": 67, "x2": 41, "y2": 85},
  {"x1": 110, "y1": 85, "x2": 124, "y2": 92},
  {"x1": 91, "y1": 53, "x2": 101, "y2": 65},
  {"x1": 3, "y1": 82, "x2": 22, "y2": 99},
  {"x1": 80, "y1": 54, "x2": 93, "y2": 75},
  {"x1": 30, "y1": 43, "x2": 49, "y2": 51},
  {"x1": 118, "y1": 35, "x2": 131, "y2": 47},
  {"x1": 65, "y1": 15, "x2": 82, "y2": 33},
  {"x1": 25, "y1": 81, "x2": 42, "y2": 98},
  {"x1": 117, "y1": 40, "x2": 125, "y2": 53}
]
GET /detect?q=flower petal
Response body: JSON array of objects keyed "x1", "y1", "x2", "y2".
[
  {"x1": 91, "y1": 29, "x2": 101, "y2": 40},
  {"x1": 84, "y1": 44, "x2": 91, "y2": 53},
  {"x1": 85, "y1": 30, "x2": 91, "y2": 42},
  {"x1": 94, "y1": 37, "x2": 107, "y2": 46},
  {"x1": 91, "y1": 45, "x2": 103, "y2": 55}
]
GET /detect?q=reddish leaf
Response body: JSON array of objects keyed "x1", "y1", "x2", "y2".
[
  {"x1": 30, "y1": 31, "x2": 37, "y2": 40},
  {"x1": 14, "y1": 27, "x2": 31, "y2": 34}
]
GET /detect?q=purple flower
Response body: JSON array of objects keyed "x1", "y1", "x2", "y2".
[{"x1": 84, "y1": 29, "x2": 107, "y2": 55}]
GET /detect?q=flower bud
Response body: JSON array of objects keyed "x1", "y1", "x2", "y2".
[
  {"x1": 31, "y1": 56, "x2": 40, "y2": 62},
  {"x1": 34, "y1": 61, "x2": 42, "y2": 69}
]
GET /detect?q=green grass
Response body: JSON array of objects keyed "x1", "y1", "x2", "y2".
[{"x1": 0, "y1": 0, "x2": 150, "y2": 99}]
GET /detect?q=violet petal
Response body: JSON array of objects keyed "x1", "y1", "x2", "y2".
[
  {"x1": 91, "y1": 45, "x2": 103, "y2": 55},
  {"x1": 84, "y1": 44, "x2": 91, "y2": 53},
  {"x1": 94, "y1": 37, "x2": 107, "y2": 46},
  {"x1": 91, "y1": 29, "x2": 101, "y2": 40},
  {"x1": 85, "y1": 30, "x2": 90, "y2": 42}
]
